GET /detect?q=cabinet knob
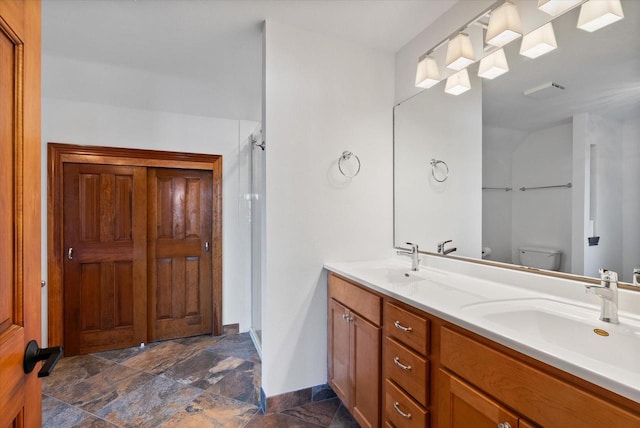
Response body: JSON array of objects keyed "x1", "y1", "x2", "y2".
[
  {"x1": 393, "y1": 356, "x2": 412, "y2": 371},
  {"x1": 393, "y1": 320, "x2": 413, "y2": 332},
  {"x1": 393, "y1": 402, "x2": 412, "y2": 419},
  {"x1": 497, "y1": 423, "x2": 512, "y2": 428}
]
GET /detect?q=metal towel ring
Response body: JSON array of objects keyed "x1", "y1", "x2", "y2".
[
  {"x1": 430, "y1": 158, "x2": 449, "y2": 182},
  {"x1": 338, "y1": 151, "x2": 361, "y2": 178}
]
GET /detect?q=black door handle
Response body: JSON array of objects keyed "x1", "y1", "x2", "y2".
[{"x1": 23, "y1": 340, "x2": 64, "y2": 378}]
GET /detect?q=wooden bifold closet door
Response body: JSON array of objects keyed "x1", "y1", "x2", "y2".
[{"x1": 148, "y1": 168, "x2": 213, "y2": 342}]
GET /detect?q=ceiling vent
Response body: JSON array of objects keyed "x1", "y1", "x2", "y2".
[{"x1": 523, "y1": 81, "x2": 566, "y2": 99}]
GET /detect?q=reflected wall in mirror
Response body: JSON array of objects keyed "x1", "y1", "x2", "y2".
[{"x1": 394, "y1": 1, "x2": 640, "y2": 283}]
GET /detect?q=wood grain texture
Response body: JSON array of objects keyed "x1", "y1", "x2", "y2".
[
  {"x1": 48, "y1": 144, "x2": 223, "y2": 349},
  {"x1": 351, "y1": 314, "x2": 381, "y2": 428},
  {"x1": 384, "y1": 378, "x2": 428, "y2": 428},
  {"x1": 147, "y1": 168, "x2": 213, "y2": 341},
  {"x1": 328, "y1": 274, "x2": 381, "y2": 326},
  {"x1": 63, "y1": 163, "x2": 147, "y2": 355},
  {"x1": 328, "y1": 298, "x2": 351, "y2": 407},
  {"x1": 384, "y1": 336, "x2": 429, "y2": 407},
  {"x1": 384, "y1": 302, "x2": 430, "y2": 356},
  {"x1": 440, "y1": 327, "x2": 640, "y2": 428},
  {"x1": 0, "y1": 0, "x2": 42, "y2": 425}
]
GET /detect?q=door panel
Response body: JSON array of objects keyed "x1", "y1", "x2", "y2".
[
  {"x1": 148, "y1": 168, "x2": 213, "y2": 341},
  {"x1": 63, "y1": 163, "x2": 147, "y2": 355},
  {"x1": 0, "y1": 0, "x2": 42, "y2": 426}
]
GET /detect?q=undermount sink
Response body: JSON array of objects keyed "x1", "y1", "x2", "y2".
[
  {"x1": 462, "y1": 298, "x2": 640, "y2": 372},
  {"x1": 360, "y1": 265, "x2": 429, "y2": 285}
]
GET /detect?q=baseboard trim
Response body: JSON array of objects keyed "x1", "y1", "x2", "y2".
[{"x1": 260, "y1": 383, "x2": 337, "y2": 414}]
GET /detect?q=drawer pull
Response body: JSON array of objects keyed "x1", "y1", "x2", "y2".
[
  {"x1": 393, "y1": 402, "x2": 412, "y2": 419},
  {"x1": 497, "y1": 423, "x2": 512, "y2": 428},
  {"x1": 393, "y1": 356, "x2": 412, "y2": 371},
  {"x1": 394, "y1": 320, "x2": 413, "y2": 332}
]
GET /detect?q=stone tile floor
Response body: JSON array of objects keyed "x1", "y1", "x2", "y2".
[{"x1": 42, "y1": 331, "x2": 359, "y2": 427}]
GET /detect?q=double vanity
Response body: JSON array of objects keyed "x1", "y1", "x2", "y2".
[{"x1": 325, "y1": 257, "x2": 640, "y2": 427}]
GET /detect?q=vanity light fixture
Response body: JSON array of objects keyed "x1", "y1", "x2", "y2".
[
  {"x1": 577, "y1": 0, "x2": 624, "y2": 32},
  {"x1": 478, "y1": 48, "x2": 509, "y2": 79},
  {"x1": 445, "y1": 69, "x2": 471, "y2": 95},
  {"x1": 486, "y1": 0, "x2": 523, "y2": 47},
  {"x1": 415, "y1": 56, "x2": 441, "y2": 88},
  {"x1": 445, "y1": 33, "x2": 475, "y2": 70},
  {"x1": 537, "y1": 0, "x2": 583, "y2": 16},
  {"x1": 520, "y1": 22, "x2": 558, "y2": 58}
]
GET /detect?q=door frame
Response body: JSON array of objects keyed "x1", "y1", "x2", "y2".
[{"x1": 48, "y1": 143, "x2": 223, "y2": 347}]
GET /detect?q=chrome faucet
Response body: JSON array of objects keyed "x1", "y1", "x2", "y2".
[
  {"x1": 437, "y1": 240, "x2": 457, "y2": 255},
  {"x1": 585, "y1": 268, "x2": 619, "y2": 324},
  {"x1": 397, "y1": 242, "x2": 420, "y2": 271},
  {"x1": 633, "y1": 267, "x2": 640, "y2": 287}
]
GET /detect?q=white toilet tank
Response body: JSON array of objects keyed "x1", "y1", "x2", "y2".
[{"x1": 518, "y1": 247, "x2": 562, "y2": 271}]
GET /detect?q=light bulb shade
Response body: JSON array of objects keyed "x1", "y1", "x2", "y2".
[
  {"x1": 520, "y1": 23, "x2": 558, "y2": 58},
  {"x1": 486, "y1": 1, "x2": 523, "y2": 47},
  {"x1": 478, "y1": 48, "x2": 509, "y2": 79},
  {"x1": 415, "y1": 56, "x2": 441, "y2": 88},
  {"x1": 445, "y1": 33, "x2": 475, "y2": 70},
  {"x1": 577, "y1": 0, "x2": 624, "y2": 32},
  {"x1": 445, "y1": 69, "x2": 471, "y2": 95},
  {"x1": 537, "y1": 0, "x2": 582, "y2": 16}
]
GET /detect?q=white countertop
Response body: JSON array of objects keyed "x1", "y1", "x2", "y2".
[{"x1": 324, "y1": 257, "x2": 640, "y2": 403}]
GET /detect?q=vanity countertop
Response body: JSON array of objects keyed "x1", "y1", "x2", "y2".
[{"x1": 324, "y1": 258, "x2": 640, "y2": 403}]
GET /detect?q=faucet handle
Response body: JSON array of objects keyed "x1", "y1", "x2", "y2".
[
  {"x1": 405, "y1": 242, "x2": 418, "y2": 252},
  {"x1": 599, "y1": 268, "x2": 618, "y2": 283}
]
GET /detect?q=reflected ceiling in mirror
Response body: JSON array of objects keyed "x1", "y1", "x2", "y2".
[{"x1": 394, "y1": 0, "x2": 640, "y2": 284}]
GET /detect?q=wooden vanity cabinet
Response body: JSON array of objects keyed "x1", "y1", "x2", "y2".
[
  {"x1": 327, "y1": 272, "x2": 640, "y2": 428},
  {"x1": 328, "y1": 273, "x2": 382, "y2": 428},
  {"x1": 382, "y1": 302, "x2": 431, "y2": 427}
]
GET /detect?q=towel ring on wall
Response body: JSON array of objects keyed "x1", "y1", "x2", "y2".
[
  {"x1": 430, "y1": 158, "x2": 449, "y2": 182},
  {"x1": 338, "y1": 151, "x2": 361, "y2": 178}
]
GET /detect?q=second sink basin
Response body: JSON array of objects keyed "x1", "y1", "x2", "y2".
[{"x1": 462, "y1": 298, "x2": 640, "y2": 373}]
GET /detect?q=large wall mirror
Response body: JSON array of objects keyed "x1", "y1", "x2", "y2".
[{"x1": 394, "y1": 1, "x2": 639, "y2": 284}]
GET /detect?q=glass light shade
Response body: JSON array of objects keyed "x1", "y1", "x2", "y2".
[
  {"x1": 478, "y1": 49, "x2": 509, "y2": 79},
  {"x1": 537, "y1": 0, "x2": 582, "y2": 16},
  {"x1": 520, "y1": 23, "x2": 558, "y2": 58},
  {"x1": 445, "y1": 33, "x2": 475, "y2": 71},
  {"x1": 486, "y1": 1, "x2": 523, "y2": 47},
  {"x1": 577, "y1": 0, "x2": 624, "y2": 32},
  {"x1": 445, "y1": 69, "x2": 471, "y2": 96},
  {"x1": 415, "y1": 56, "x2": 441, "y2": 88}
]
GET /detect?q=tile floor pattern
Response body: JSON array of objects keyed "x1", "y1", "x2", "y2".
[{"x1": 42, "y1": 331, "x2": 359, "y2": 427}]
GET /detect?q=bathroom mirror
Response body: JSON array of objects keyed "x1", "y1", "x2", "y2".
[{"x1": 394, "y1": 1, "x2": 640, "y2": 284}]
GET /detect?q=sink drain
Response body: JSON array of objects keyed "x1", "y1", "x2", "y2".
[{"x1": 593, "y1": 328, "x2": 609, "y2": 337}]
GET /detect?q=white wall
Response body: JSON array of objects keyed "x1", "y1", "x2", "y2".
[
  {"x1": 482, "y1": 127, "x2": 526, "y2": 264},
  {"x1": 41, "y1": 56, "x2": 258, "y2": 344},
  {"x1": 394, "y1": 77, "x2": 482, "y2": 258},
  {"x1": 511, "y1": 123, "x2": 573, "y2": 272},
  {"x1": 622, "y1": 114, "x2": 640, "y2": 282},
  {"x1": 262, "y1": 20, "x2": 394, "y2": 397}
]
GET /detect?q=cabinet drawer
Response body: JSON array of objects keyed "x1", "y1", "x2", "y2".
[
  {"x1": 385, "y1": 378, "x2": 428, "y2": 428},
  {"x1": 384, "y1": 337, "x2": 429, "y2": 406},
  {"x1": 441, "y1": 327, "x2": 640, "y2": 428},
  {"x1": 385, "y1": 303, "x2": 429, "y2": 355},
  {"x1": 328, "y1": 273, "x2": 381, "y2": 325}
]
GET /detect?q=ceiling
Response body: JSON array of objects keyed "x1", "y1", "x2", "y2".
[
  {"x1": 42, "y1": 0, "x2": 457, "y2": 121},
  {"x1": 482, "y1": 1, "x2": 640, "y2": 131}
]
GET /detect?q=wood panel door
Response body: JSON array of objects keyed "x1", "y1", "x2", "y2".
[
  {"x1": 441, "y1": 370, "x2": 520, "y2": 428},
  {"x1": 328, "y1": 298, "x2": 351, "y2": 406},
  {"x1": 0, "y1": 0, "x2": 42, "y2": 426},
  {"x1": 148, "y1": 168, "x2": 213, "y2": 341},
  {"x1": 63, "y1": 163, "x2": 147, "y2": 355}
]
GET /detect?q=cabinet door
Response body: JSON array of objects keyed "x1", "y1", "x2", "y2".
[
  {"x1": 328, "y1": 298, "x2": 351, "y2": 406},
  {"x1": 441, "y1": 370, "x2": 519, "y2": 428},
  {"x1": 351, "y1": 314, "x2": 381, "y2": 428}
]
